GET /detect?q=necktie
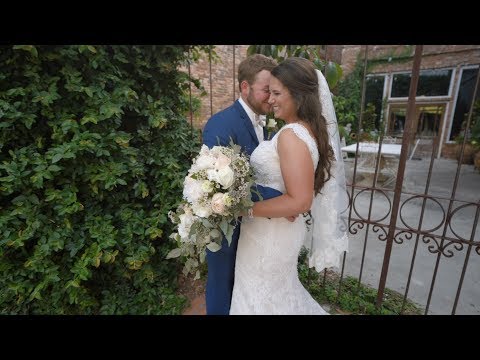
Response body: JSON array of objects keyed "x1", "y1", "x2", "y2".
[
  {"x1": 254, "y1": 113, "x2": 260, "y2": 125},
  {"x1": 254, "y1": 114, "x2": 266, "y2": 127}
]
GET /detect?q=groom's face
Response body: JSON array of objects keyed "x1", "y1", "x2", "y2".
[{"x1": 246, "y1": 70, "x2": 272, "y2": 115}]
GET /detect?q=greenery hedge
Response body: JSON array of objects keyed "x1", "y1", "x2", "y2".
[{"x1": 0, "y1": 45, "x2": 204, "y2": 314}]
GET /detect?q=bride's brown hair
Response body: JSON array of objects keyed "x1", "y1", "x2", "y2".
[{"x1": 271, "y1": 57, "x2": 334, "y2": 195}]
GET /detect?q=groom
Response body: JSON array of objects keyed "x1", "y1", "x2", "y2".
[{"x1": 202, "y1": 54, "x2": 281, "y2": 315}]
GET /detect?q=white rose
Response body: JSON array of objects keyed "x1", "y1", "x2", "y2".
[
  {"x1": 194, "y1": 154, "x2": 216, "y2": 171},
  {"x1": 214, "y1": 153, "x2": 231, "y2": 170},
  {"x1": 267, "y1": 118, "x2": 277, "y2": 128},
  {"x1": 201, "y1": 180, "x2": 214, "y2": 193},
  {"x1": 217, "y1": 166, "x2": 234, "y2": 189},
  {"x1": 183, "y1": 176, "x2": 204, "y2": 203},
  {"x1": 211, "y1": 192, "x2": 226, "y2": 214},
  {"x1": 192, "y1": 202, "x2": 212, "y2": 218},
  {"x1": 206, "y1": 168, "x2": 219, "y2": 183}
]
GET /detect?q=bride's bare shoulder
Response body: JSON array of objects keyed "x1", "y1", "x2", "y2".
[{"x1": 276, "y1": 127, "x2": 310, "y2": 152}]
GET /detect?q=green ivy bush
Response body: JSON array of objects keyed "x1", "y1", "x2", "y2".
[
  {"x1": 0, "y1": 45, "x2": 204, "y2": 314},
  {"x1": 333, "y1": 60, "x2": 364, "y2": 144}
]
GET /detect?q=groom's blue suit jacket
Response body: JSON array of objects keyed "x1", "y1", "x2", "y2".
[{"x1": 202, "y1": 100, "x2": 282, "y2": 315}]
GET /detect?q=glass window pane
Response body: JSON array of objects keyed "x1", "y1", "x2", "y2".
[
  {"x1": 391, "y1": 69, "x2": 452, "y2": 97},
  {"x1": 389, "y1": 107, "x2": 407, "y2": 136},
  {"x1": 449, "y1": 68, "x2": 480, "y2": 141},
  {"x1": 391, "y1": 73, "x2": 411, "y2": 97},
  {"x1": 417, "y1": 105, "x2": 443, "y2": 137},
  {"x1": 365, "y1": 76, "x2": 385, "y2": 129}
]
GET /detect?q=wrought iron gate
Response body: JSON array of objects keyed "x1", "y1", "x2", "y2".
[{"x1": 190, "y1": 45, "x2": 480, "y2": 315}]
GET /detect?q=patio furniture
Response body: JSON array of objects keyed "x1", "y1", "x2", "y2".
[{"x1": 341, "y1": 142, "x2": 402, "y2": 187}]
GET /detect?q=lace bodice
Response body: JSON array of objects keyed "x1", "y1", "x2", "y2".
[{"x1": 250, "y1": 123, "x2": 319, "y2": 193}]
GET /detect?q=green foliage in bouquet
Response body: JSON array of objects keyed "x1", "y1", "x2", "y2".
[{"x1": 0, "y1": 45, "x2": 208, "y2": 314}]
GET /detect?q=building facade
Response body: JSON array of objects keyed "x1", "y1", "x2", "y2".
[
  {"x1": 339, "y1": 45, "x2": 480, "y2": 159},
  {"x1": 188, "y1": 45, "x2": 480, "y2": 159}
]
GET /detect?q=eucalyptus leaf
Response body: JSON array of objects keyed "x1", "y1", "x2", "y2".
[
  {"x1": 199, "y1": 250, "x2": 206, "y2": 263},
  {"x1": 225, "y1": 224, "x2": 234, "y2": 246},
  {"x1": 209, "y1": 228, "x2": 221, "y2": 239},
  {"x1": 206, "y1": 242, "x2": 221, "y2": 252},
  {"x1": 219, "y1": 219, "x2": 228, "y2": 236},
  {"x1": 166, "y1": 248, "x2": 182, "y2": 259},
  {"x1": 202, "y1": 219, "x2": 214, "y2": 228},
  {"x1": 194, "y1": 270, "x2": 200, "y2": 280}
]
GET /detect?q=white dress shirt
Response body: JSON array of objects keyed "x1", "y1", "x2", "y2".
[{"x1": 238, "y1": 97, "x2": 264, "y2": 143}]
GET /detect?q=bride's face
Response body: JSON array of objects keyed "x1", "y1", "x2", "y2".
[{"x1": 268, "y1": 76, "x2": 296, "y2": 122}]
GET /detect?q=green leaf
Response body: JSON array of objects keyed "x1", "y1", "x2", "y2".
[
  {"x1": 52, "y1": 154, "x2": 63, "y2": 163},
  {"x1": 199, "y1": 250, "x2": 206, "y2": 263},
  {"x1": 247, "y1": 45, "x2": 257, "y2": 56},
  {"x1": 166, "y1": 248, "x2": 182, "y2": 259},
  {"x1": 13, "y1": 45, "x2": 38, "y2": 57},
  {"x1": 219, "y1": 219, "x2": 228, "y2": 236},
  {"x1": 81, "y1": 116, "x2": 98, "y2": 125},
  {"x1": 194, "y1": 270, "x2": 200, "y2": 280},
  {"x1": 325, "y1": 61, "x2": 342, "y2": 89},
  {"x1": 209, "y1": 229, "x2": 221, "y2": 239},
  {"x1": 225, "y1": 224, "x2": 234, "y2": 246},
  {"x1": 206, "y1": 242, "x2": 221, "y2": 252},
  {"x1": 84, "y1": 87, "x2": 94, "y2": 97},
  {"x1": 201, "y1": 219, "x2": 214, "y2": 228},
  {"x1": 48, "y1": 164, "x2": 62, "y2": 172}
]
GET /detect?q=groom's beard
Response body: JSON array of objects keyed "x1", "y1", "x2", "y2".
[{"x1": 246, "y1": 93, "x2": 270, "y2": 116}]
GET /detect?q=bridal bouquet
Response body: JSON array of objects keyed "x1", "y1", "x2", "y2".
[{"x1": 167, "y1": 143, "x2": 256, "y2": 279}]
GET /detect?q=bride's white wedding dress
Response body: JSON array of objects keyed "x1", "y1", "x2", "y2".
[{"x1": 229, "y1": 123, "x2": 329, "y2": 315}]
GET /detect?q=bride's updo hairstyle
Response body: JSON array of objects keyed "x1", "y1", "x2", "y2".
[{"x1": 271, "y1": 57, "x2": 334, "y2": 195}]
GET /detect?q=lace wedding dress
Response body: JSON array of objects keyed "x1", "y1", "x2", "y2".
[{"x1": 229, "y1": 123, "x2": 329, "y2": 315}]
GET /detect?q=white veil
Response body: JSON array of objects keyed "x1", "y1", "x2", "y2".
[{"x1": 303, "y1": 70, "x2": 349, "y2": 272}]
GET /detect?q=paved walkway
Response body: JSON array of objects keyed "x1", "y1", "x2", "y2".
[{"x1": 343, "y1": 158, "x2": 480, "y2": 314}]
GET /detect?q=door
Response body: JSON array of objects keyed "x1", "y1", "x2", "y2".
[{"x1": 387, "y1": 103, "x2": 446, "y2": 138}]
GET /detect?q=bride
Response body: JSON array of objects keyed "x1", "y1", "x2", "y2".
[{"x1": 229, "y1": 57, "x2": 349, "y2": 315}]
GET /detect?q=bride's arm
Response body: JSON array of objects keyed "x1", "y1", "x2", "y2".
[{"x1": 250, "y1": 129, "x2": 314, "y2": 218}]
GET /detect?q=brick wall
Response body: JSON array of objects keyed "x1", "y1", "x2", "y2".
[
  {"x1": 339, "y1": 45, "x2": 480, "y2": 75},
  {"x1": 187, "y1": 45, "x2": 343, "y2": 129},
  {"x1": 188, "y1": 45, "x2": 249, "y2": 129},
  {"x1": 339, "y1": 45, "x2": 362, "y2": 76}
]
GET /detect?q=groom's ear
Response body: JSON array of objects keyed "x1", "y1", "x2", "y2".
[{"x1": 240, "y1": 80, "x2": 249, "y2": 95}]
